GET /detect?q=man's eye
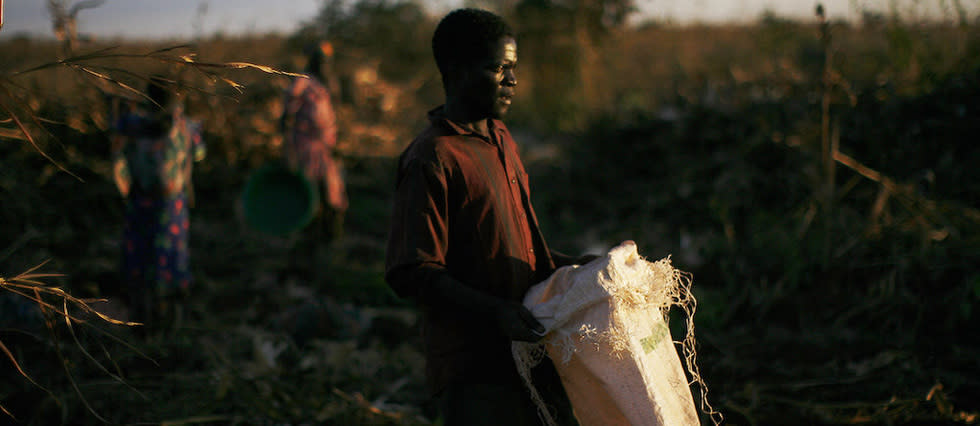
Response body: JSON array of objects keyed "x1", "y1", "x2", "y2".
[{"x1": 487, "y1": 64, "x2": 515, "y2": 74}]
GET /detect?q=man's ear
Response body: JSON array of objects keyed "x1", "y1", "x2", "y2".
[{"x1": 443, "y1": 62, "x2": 465, "y2": 95}]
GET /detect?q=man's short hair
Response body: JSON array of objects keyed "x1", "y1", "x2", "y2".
[{"x1": 432, "y1": 9, "x2": 514, "y2": 79}]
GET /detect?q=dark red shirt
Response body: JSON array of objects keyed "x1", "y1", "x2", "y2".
[{"x1": 385, "y1": 107, "x2": 556, "y2": 392}]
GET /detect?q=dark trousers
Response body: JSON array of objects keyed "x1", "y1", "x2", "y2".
[{"x1": 438, "y1": 357, "x2": 579, "y2": 426}]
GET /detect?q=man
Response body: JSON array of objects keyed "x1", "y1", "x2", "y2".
[{"x1": 385, "y1": 9, "x2": 593, "y2": 425}]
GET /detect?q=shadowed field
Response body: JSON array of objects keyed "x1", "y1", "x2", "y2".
[{"x1": 1, "y1": 4, "x2": 979, "y2": 424}]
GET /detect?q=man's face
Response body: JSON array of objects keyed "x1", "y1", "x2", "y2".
[{"x1": 454, "y1": 36, "x2": 518, "y2": 120}]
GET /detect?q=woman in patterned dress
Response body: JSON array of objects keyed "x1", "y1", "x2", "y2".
[{"x1": 112, "y1": 77, "x2": 205, "y2": 326}]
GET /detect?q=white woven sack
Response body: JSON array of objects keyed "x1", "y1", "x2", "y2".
[{"x1": 514, "y1": 240, "x2": 701, "y2": 426}]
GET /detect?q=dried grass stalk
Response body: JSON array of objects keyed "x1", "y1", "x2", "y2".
[{"x1": 0, "y1": 261, "x2": 143, "y2": 420}]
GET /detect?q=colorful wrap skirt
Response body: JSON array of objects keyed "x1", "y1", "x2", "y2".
[{"x1": 122, "y1": 191, "x2": 191, "y2": 297}]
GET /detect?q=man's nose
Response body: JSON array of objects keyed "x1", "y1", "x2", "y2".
[{"x1": 503, "y1": 69, "x2": 517, "y2": 87}]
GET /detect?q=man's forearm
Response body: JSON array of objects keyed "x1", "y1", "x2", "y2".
[
  {"x1": 388, "y1": 265, "x2": 502, "y2": 320},
  {"x1": 551, "y1": 249, "x2": 584, "y2": 268},
  {"x1": 386, "y1": 264, "x2": 544, "y2": 341},
  {"x1": 551, "y1": 250, "x2": 600, "y2": 268}
]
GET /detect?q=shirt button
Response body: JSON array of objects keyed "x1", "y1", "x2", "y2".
[
  {"x1": 511, "y1": 178, "x2": 517, "y2": 184},
  {"x1": 529, "y1": 248, "x2": 534, "y2": 253}
]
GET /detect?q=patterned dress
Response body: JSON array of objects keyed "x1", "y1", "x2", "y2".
[
  {"x1": 112, "y1": 107, "x2": 204, "y2": 306},
  {"x1": 281, "y1": 74, "x2": 348, "y2": 213}
]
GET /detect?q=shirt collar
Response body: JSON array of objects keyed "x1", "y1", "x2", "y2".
[{"x1": 427, "y1": 105, "x2": 502, "y2": 142}]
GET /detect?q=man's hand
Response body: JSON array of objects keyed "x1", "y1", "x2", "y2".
[
  {"x1": 552, "y1": 250, "x2": 602, "y2": 268},
  {"x1": 495, "y1": 301, "x2": 546, "y2": 342}
]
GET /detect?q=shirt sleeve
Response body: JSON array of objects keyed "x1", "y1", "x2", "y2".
[
  {"x1": 385, "y1": 155, "x2": 509, "y2": 325},
  {"x1": 385, "y1": 153, "x2": 451, "y2": 301}
]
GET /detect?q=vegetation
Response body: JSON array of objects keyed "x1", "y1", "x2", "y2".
[{"x1": 1, "y1": 0, "x2": 978, "y2": 424}]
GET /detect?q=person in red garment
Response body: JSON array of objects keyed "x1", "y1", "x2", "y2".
[
  {"x1": 385, "y1": 9, "x2": 595, "y2": 425},
  {"x1": 280, "y1": 41, "x2": 348, "y2": 240}
]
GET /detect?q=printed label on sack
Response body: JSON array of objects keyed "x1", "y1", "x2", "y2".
[{"x1": 640, "y1": 321, "x2": 669, "y2": 354}]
